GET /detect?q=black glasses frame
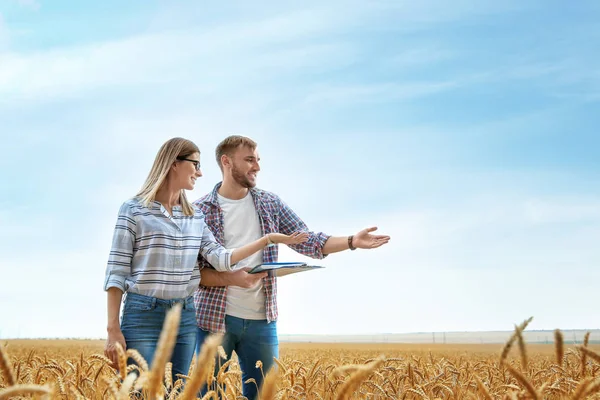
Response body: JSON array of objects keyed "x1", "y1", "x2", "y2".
[{"x1": 177, "y1": 157, "x2": 201, "y2": 171}]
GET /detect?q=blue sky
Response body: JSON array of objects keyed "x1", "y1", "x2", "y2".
[{"x1": 0, "y1": 0, "x2": 598, "y2": 339}]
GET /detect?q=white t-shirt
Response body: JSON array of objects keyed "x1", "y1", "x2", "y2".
[{"x1": 217, "y1": 192, "x2": 266, "y2": 320}]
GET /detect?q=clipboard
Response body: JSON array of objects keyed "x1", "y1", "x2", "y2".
[{"x1": 248, "y1": 262, "x2": 324, "y2": 277}]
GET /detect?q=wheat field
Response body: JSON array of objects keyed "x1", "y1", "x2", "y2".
[{"x1": 1, "y1": 311, "x2": 600, "y2": 399}]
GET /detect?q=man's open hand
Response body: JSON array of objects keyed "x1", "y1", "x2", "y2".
[{"x1": 352, "y1": 227, "x2": 390, "y2": 249}]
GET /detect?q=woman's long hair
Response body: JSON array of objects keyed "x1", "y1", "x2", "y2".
[{"x1": 136, "y1": 137, "x2": 200, "y2": 216}]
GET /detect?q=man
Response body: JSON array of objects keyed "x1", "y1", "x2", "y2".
[{"x1": 194, "y1": 135, "x2": 390, "y2": 399}]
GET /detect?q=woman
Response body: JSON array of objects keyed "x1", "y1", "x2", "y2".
[{"x1": 102, "y1": 137, "x2": 307, "y2": 379}]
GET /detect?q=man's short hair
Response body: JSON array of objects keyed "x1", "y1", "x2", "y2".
[{"x1": 215, "y1": 135, "x2": 257, "y2": 170}]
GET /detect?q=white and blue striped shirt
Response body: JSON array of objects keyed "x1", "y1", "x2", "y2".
[{"x1": 104, "y1": 198, "x2": 234, "y2": 299}]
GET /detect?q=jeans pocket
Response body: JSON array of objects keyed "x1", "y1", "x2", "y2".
[{"x1": 185, "y1": 296, "x2": 195, "y2": 310}]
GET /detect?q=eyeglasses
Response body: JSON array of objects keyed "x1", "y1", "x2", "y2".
[{"x1": 177, "y1": 157, "x2": 201, "y2": 171}]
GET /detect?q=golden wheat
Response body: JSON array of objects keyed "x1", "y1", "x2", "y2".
[{"x1": 1, "y1": 314, "x2": 599, "y2": 399}]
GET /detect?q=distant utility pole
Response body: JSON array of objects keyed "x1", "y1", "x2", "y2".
[{"x1": 432, "y1": 332, "x2": 435, "y2": 344}]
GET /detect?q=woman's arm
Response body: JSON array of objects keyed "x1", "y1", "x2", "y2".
[
  {"x1": 104, "y1": 287, "x2": 126, "y2": 369},
  {"x1": 200, "y1": 221, "x2": 309, "y2": 272},
  {"x1": 229, "y1": 232, "x2": 307, "y2": 264},
  {"x1": 103, "y1": 202, "x2": 136, "y2": 369}
]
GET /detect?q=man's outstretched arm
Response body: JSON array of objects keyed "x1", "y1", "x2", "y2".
[{"x1": 277, "y1": 197, "x2": 391, "y2": 257}]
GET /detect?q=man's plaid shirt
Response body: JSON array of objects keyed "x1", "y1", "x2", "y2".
[{"x1": 193, "y1": 182, "x2": 330, "y2": 333}]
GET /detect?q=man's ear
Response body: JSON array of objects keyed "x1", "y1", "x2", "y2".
[{"x1": 221, "y1": 154, "x2": 230, "y2": 168}]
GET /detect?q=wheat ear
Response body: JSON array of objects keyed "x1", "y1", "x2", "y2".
[
  {"x1": 127, "y1": 349, "x2": 149, "y2": 372},
  {"x1": 118, "y1": 372, "x2": 138, "y2": 400},
  {"x1": 474, "y1": 375, "x2": 493, "y2": 400},
  {"x1": 0, "y1": 343, "x2": 15, "y2": 386},
  {"x1": 114, "y1": 341, "x2": 127, "y2": 381},
  {"x1": 554, "y1": 329, "x2": 564, "y2": 366},
  {"x1": 571, "y1": 377, "x2": 594, "y2": 400},
  {"x1": 581, "y1": 331, "x2": 591, "y2": 377},
  {"x1": 335, "y1": 355, "x2": 385, "y2": 400}
]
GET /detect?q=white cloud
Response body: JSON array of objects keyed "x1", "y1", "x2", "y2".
[
  {"x1": 388, "y1": 47, "x2": 455, "y2": 68},
  {"x1": 0, "y1": 1, "x2": 528, "y2": 107},
  {"x1": 524, "y1": 197, "x2": 600, "y2": 224},
  {"x1": 0, "y1": 8, "x2": 362, "y2": 105},
  {"x1": 302, "y1": 81, "x2": 458, "y2": 106}
]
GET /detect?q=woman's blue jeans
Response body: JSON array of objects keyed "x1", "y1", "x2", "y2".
[
  {"x1": 121, "y1": 292, "x2": 197, "y2": 382},
  {"x1": 196, "y1": 315, "x2": 279, "y2": 400}
]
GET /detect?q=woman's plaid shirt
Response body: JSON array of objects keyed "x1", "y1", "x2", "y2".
[{"x1": 193, "y1": 183, "x2": 330, "y2": 333}]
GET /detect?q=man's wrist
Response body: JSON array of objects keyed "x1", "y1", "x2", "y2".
[{"x1": 348, "y1": 235, "x2": 356, "y2": 250}]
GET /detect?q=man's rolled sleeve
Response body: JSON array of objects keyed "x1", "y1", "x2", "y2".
[
  {"x1": 288, "y1": 231, "x2": 331, "y2": 259},
  {"x1": 103, "y1": 202, "x2": 136, "y2": 292}
]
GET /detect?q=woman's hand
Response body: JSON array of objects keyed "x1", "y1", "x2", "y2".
[
  {"x1": 104, "y1": 327, "x2": 126, "y2": 369},
  {"x1": 267, "y1": 232, "x2": 310, "y2": 245}
]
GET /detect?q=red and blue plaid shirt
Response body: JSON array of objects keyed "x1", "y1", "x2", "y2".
[{"x1": 193, "y1": 182, "x2": 330, "y2": 333}]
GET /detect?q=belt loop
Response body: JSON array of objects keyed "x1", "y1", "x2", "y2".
[{"x1": 151, "y1": 298, "x2": 157, "y2": 309}]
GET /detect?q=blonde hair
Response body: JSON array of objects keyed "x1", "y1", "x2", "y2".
[
  {"x1": 215, "y1": 135, "x2": 257, "y2": 171},
  {"x1": 136, "y1": 137, "x2": 200, "y2": 216}
]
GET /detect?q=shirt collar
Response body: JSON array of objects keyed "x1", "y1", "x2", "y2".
[{"x1": 206, "y1": 181, "x2": 260, "y2": 207}]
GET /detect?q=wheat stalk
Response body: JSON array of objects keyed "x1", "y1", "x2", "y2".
[
  {"x1": 578, "y1": 346, "x2": 600, "y2": 364},
  {"x1": 146, "y1": 303, "x2": 182, "y2": 399},
  {"x1": 505, "y1": 363, "x2": 540, "y2": 400},
  {"x1": 0, "y1": 384, "x2": 51, "y2": 399},
  {"x1": 500, "y1": 317, "x2": 533, "y2": 364},
  {"x1": 259, "y1": 367, "x2": 280, "y2": 400},
  {"x1": 515, "y1": 324, "x2": 528, "y2": 370},
  {"x1": 177, "y1": 334, "x2": 222, "y2": 400}
]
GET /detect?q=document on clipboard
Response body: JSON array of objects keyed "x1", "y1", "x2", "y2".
[{"x1": 248, "y1": 262, "x2": 324, "y2": 277}]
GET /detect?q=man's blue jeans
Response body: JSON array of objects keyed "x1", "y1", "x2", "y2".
[
  {"x1": 121, "y1": 293, "x2": 197, "y2": 382},
  {"x1": 196, "y1": 315, "x2": 279, "y2": 400}
]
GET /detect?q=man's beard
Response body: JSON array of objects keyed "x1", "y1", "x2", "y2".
[{"x1": 231, "y1": 163, "x2": 256, "y2": 188}]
